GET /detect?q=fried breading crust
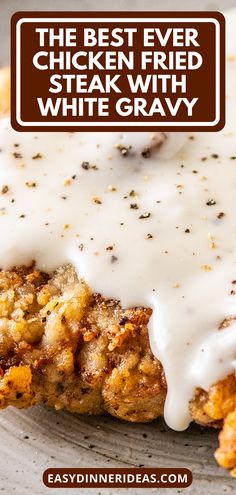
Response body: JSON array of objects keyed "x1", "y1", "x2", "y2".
[
  {"x1": 215, "y1": 411, "x2": 236, "y2": 477},
  {"x1": 0, "y1": 67, "x2": 235, "y2": 476},
  {"x1": 0, "y1": 265, "x2": 166, "y2": 420},
  {"x1": 0, "y1": 67, "x2": 10, "y2": 115}
]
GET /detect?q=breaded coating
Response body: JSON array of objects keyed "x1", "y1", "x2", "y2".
[
  {"x1": 0, "y1": 67, "x2": 235, "y2": 476},
  {"x1": 0, "y1": 67, "x2": 10, "y2": 115},
  {"x1": 0, "y1": 265, "x2": 166, "y2": 419},
  {"x1": 215, "y1": 410, "x2": 236, "y2": 477}
]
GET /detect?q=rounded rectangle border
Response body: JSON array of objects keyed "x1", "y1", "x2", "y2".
[{"x1": 11, "y1": 11, "x2": 225, "y2": 132}]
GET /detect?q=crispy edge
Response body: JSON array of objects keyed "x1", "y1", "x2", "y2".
[{"x1": 0, "y1": 67, "x2": 10, "y2": 115}]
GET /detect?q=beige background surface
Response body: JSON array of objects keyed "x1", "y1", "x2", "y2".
[{"x1": 0, "y1": 1, "x2": 235, "y2": 494}]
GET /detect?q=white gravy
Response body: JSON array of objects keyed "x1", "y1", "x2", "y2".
[{"x1": 0, "y1": 10, "x2": 236, "y2": 430}]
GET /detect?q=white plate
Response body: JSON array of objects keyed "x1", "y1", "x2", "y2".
[{"x1": 1, "y1": 405, "x2": 235, "y2": 495}]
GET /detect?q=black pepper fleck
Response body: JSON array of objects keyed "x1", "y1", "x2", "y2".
[
  {"x1": 32, "y1": 153, "x2": 42, "y2": 160},
  {"x1": 81, "y1": 161, "x2": 90, "y2": 170},
  {"x1": 141, "y1": 147, "x2": 151, "y2": 158},
  {"x1": 1, "y1": 185, "x2": 9, "y2": 194},
  {"x1": 111, "y1": 255, "x2": 118, "y2": 263},
  {"x1": 139, "y1": 212, "x2": 151, "y2": 219},
  {"x1": 206, "y1": 199, "x2": 216, "y2": 206},
  {"x1": 13, "y1": 152, "x2": 22, "y2": 159}
]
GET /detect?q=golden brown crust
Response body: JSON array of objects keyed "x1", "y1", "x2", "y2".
[
  {"x1": 215, "y1": 410, "x2": 236, "y2": 477},
  {"x1": 0, "y1": 66, "x2": 235, "y2": 476},
  {"x1": 0, "y1": 265, "x2": 166, "y2": 419},
  {"x1": 0, "y1": 67, "x2": 10, "y2": 115}
]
